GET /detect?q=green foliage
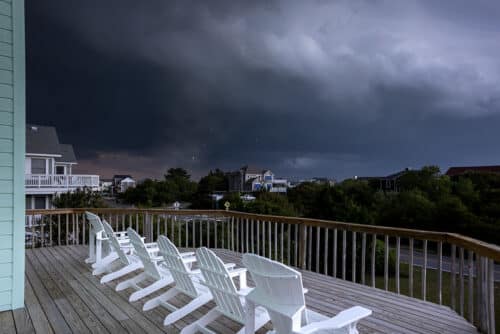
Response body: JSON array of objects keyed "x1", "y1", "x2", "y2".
[
  {"x1": 53, "y1": 188, "x2": 107, "y2": 208},
  {"x1": 191, "y1": 169, "x2": 229, "y2": 209},
  {"x1": 245, "y1": 192, "x2": 298, "y2": 216},
  {"x1": 121, "y1": 168, "x2": 197, "y2": 207}
]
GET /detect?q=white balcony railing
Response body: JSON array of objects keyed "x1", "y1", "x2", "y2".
[{"x1": 25, "y1": 174, "x2": 100, "y2": 189}]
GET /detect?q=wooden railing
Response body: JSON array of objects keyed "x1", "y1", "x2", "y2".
[
  {"x1": 25, "y1": 208, "x2": 499, "y2": 333},
  {"x1": 25, "y1": 174, "x2": 100, "y2": 190}
]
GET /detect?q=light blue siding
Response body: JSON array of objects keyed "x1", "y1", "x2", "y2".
[{"x1": 0, "y1": 0, "x2": 24, "y2": 312}]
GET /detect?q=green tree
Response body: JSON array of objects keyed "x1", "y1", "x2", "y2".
[{"x1": 53, "y1": 188, "x2": 107, "y2": 208}]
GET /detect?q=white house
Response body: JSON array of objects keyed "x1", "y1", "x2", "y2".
[
  {"x1": 228, "y1": 166, "x2": 288, "y2": 193},
  {"x1": 25, "y1": 125, "x2": 100, "y2": 209},
  {"x1": 119, "y1": 177, "x2": 136, "y2": 193}
]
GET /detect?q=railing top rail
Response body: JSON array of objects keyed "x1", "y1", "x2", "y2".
[{"x1": 25, "y1": 208, "x2": 500, "y2": 261}]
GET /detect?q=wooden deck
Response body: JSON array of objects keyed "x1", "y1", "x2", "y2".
[{"x1": 0, "y1": 246, "x2": 479, "y2": 334}]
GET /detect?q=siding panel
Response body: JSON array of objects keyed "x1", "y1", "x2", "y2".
[
  {"x1": 0, "y1": 15, "x2": 11, "y2": 30},
  {"x1": 0, "y1": 55, "x2": 11, "y2": 70},
  {"x1": 0, "y1": 263, "x2": 11, "y2": 277},
  {"x1": 0, "y1": 97, "x2": 11, "y2": 110},
  {"x1": 0, "y1": 235, "x2": 12, "y2": 246},
  {"x1": 0, "y1": 69, "x2": 11, "y2": 84},
  {"x1": 0, "y1": 207, "x2": 12, "y2": 220},
  {"x1": 0, "y1": 249, "x2": 11, "y2": 261},
  {"x1": 0, "y1": 124, "x2": 11, "y2": 137},
  {"x1": 0, "y1": 43, "x2": 11, "y2": 57},
  {"x1": 0, "y1": 84, "x2": 12, "y2": 98},
  {"x1": 0, "y1": 110, "x2": 12, "y2": 124},
  {"x1": 0, "y1": 28, "x2": 10, "y2": 43},
  {"x1": 0, "y1": 193, "x2": 11, "y2": 207},
  {"x1": 0, "y1": 179, "x2": 12, "y2": 193},
  {"x1": 0, "y1": 277, "x2": 11, "y2": 291},
  {"x1": 0, "y1": 2, "x2": 11, "y2": 16},
  {"x1": 0, "y1": 138, "x2": 11, "y2": 152},
  {"x1": 0, "y1": 152, "x2": 12, "y2": 166},
  {"x1": 0, "y1": 223, "x2": 12, "y2": 235}
]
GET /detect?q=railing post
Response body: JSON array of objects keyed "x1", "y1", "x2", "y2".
[{"x1": 298, "y1": 223, "x2": 307, "y2": 270}]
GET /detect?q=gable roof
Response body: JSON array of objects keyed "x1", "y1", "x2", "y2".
[
  {"x1": 446, "y1": 165, "x2": 500, "y2": 176},
  {"x1": 56, "y1": 144, "x2": 77, "y2": 163},
  {"x1": 26, "y1": 125, "x2": 61, "y2": 156}
]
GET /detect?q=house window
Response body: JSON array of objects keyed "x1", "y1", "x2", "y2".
[
  {"x1": 26, "y1": 197, "x2": 32, "y2": 209},
  {"x1": 56, "y1": 166, "x2": 65, "y2": 175},
  {"x1": 31, "y1": 158, "x2": 46, "y2": 174},
  {"x1": 34, "y1": 196, "x2": 46, "y2": 209}
]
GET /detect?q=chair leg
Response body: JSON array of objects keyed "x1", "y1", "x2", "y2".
[
  {"x1": 116, "y1": 272, "x2": 148, "y2": 291},
  {"x1": 129, "y1": 276, "x2": 173, "y2": 302},
  {"x1": 91, "y1": 253, "x2": 119, "y2": 274},
  {"x1": 101, "y1": 262, "x2": 142, "y2": 284},
  {"x1": 143, "y1": 287, "x2": 180, "y2": 311},
  {"x1": 164, "y1": 293, "x2": 213, "y2": 325},
  {"x1": 85, "y1": 232, "x2": 95, "y2": 264},
  {"x1": 238, "y1": 307, "x2": 270, "y2": 334},
  {"x1": 180, "y1": 308, "x2": 221, "y2": 334}
]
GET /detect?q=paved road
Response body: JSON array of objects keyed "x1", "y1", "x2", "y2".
[{"x1": 398, "y1": 246, "x2": 500, "y2": 281}]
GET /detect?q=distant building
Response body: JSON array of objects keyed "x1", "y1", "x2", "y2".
[
  {"x1": 446, "y1": 165, "x2": 500, "y2": 177},
  {"x1": 227, "y1": 166, "x2": 288, "y2": 193},
  {"x1": 25, "y1": 125, "x2": 100, "y2": 209},
  {"x1": 356, "y1": 168, "x2": 412, "y2": 192},
  {"x1": 100, "y1": 179, "x2": 113, "y2": 193},
  {"x1": 112, "y1": 175, "x2": 136, "y2": 193}
]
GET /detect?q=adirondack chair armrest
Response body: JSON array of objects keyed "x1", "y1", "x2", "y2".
[
  {"x1": 114, "y1": 231, "x2": 128, "y2": 238},
  {"x1": 181, "y1": 256, "x2": 197, "y2": 265},
  {"x1": 96, "y1": 235, "x2": 109, "y2": 241},
  {"x1": 296, "y1": 306, "x2": 372, "y2": 334},
  {"x1": 180, "y1": 251, "x2": 195, "y2": 257},
  {"x1": 228, "y1": 267, "x2": 248, "y2": 289},
  {"x1": 144, "y1": 242, "x2": 157, "y2": 248},
  {"x1": 223, "y1": 263, "x2": 236, "y2": 270},
  {"x1": 151, "y1": 255, "x2": 164, "y2": 262}
]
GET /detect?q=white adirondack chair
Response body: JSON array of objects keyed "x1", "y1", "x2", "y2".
[
  {"x1": 96, "y1": 219, "x2": 144, "y2": 282},
  {"x1": 242, "y1": 253, "x2": 372, "y2": 334},
  {"x1": 85, "y1": 212, "x2": 129, "y2": 269},
  {"x1": 85, "y1": 211, "x2": 108, "y2": 266},
  {"x1": 142, "y1": 235, "x2": 213, "y2": 326},
  {"x1": 115, "y1": 228, "x2": 175, "y2": 302},
  {"x1": 181, "y1": 248, "x2": 269, "y2": 334}
]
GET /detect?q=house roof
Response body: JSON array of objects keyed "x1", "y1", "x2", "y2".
[
  {"x1": 241, "y1": 165, "x2": 269, "y2": 174},
  {"x1": 56, "y1": 144, "x2": 77, "y2": 163},
  {"x1": 113, "y1": 174, "x2": 132, "y2": 179},
  {"x1": 26, "y1": 125, "x2": 61, "y2": 156},
  {"x1": 446, "y1": 165, "x2": 500, "y2": 176}
]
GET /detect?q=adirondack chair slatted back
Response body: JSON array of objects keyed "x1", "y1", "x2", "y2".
[
  {"x1": 127, "y1": 228, "x2": 162, "y2": 280},
  {"x1": 243, "y1": 253, "x2": 306, "y2": 310},
  {"x1": 157, "y1": 236, "x2": 198, "y2": 298},
  {"x1": 101, "y1": 219, "x2": 130, "y2": 265},
  {"x1": 196, "y1": 248, "x2": 245, "y2": 323},
  {"x1": 86, "y1": 212, "x2": 105, "y2": 235}
]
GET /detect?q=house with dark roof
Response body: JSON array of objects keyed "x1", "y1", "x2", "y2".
[
  {"x1": 355, "y1": 168, "x2": 412, "y2": 192},
  {"x1": 227, "y1": 165, "x2": 288, "y2": 193},
  {"x1": 25, "y1": 125, "x2": 100, "y2": 209},
  {"x1": 445, "y1": 165, "x2": 500, "y2": 177}
]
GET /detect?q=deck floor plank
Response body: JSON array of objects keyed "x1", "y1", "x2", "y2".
[
  {"x1": 11, "y1": 307, "x2": 35, "y2": 334},
  {"x1": 0, "y1": 246, "x2": 480, "y2": 334}
]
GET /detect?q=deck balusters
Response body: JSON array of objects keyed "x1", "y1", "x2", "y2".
[
  {"x1": 342, "y1": 230, "x2": 347, "y2": 280},
  {"x1": 460, "y1": 247, "x2": 465, "y2": 316},
  {"x1": 468, "y1": 250, "x2": 474, "y2": 322},
  {"x1": 316, "y1": 227, "x2": 320, "y2": 273},
  {"x1": 451, "y1": 244, "x2": 457, "y2": 310},
  {"x1": 371, "y1": 233, "x2": 376, "y2": 288},
  {"x1": 395, "y1": 237, "x2": 400, "y2": 294},
  {"x1": 438, "y1": 241, "x2": 443, "y2": 305},
  {"x1": 384, "y1": 235, "x2": 389, "y2": 291},
  {"x1": 324, "y1": 228, "x2": 329, "y2": 275},
  {"x1": 333, "y1": 229, "x2": 338, "y2": 278},
  {"x1": 409, "y1": 238, "x2": 414, "y2": 297},
  {"x1": 422, "y1": 240, "x2": 427, "y2": 301},
  {"x1": 361, "y1": 232, "x2": 366, "y2": 285}
]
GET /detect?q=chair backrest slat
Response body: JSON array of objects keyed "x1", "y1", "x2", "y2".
[
  {"x1": 86, "y1": 212, "x2": 105, "y2": 235},
  {"x1": 101, "y1": 219, "x2": 130, "y2": 265},
  {"x1": 157, "y1": 236, "x2": 198, "y2": 298},
  {"x1": 196, "y1": 248, "x2": 245, "y2": 323},
  {"x1": 127, "y1": 228, "x2": 161, "y2": 279}
]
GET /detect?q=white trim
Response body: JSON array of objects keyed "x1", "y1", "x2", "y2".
[{"x1": 26, "y1": 153, "x2": 62, "y2": 158}]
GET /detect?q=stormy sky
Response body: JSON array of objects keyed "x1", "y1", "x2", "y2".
[{"x1": 26, "y1": 0, "x2": 500, "y2": 180}]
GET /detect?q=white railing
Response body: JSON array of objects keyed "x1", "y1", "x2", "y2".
[{"x1": 25, "y1": 174, "x2": 100, "y2": 189}]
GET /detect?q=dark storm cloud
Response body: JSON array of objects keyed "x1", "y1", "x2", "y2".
[{"x1": 26, "y1": 0, "x2": 500, "y2": 179}]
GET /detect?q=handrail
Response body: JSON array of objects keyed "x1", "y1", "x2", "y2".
[{"x1": 26, "y1": 208, "x2": 500, "y2": 261}]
